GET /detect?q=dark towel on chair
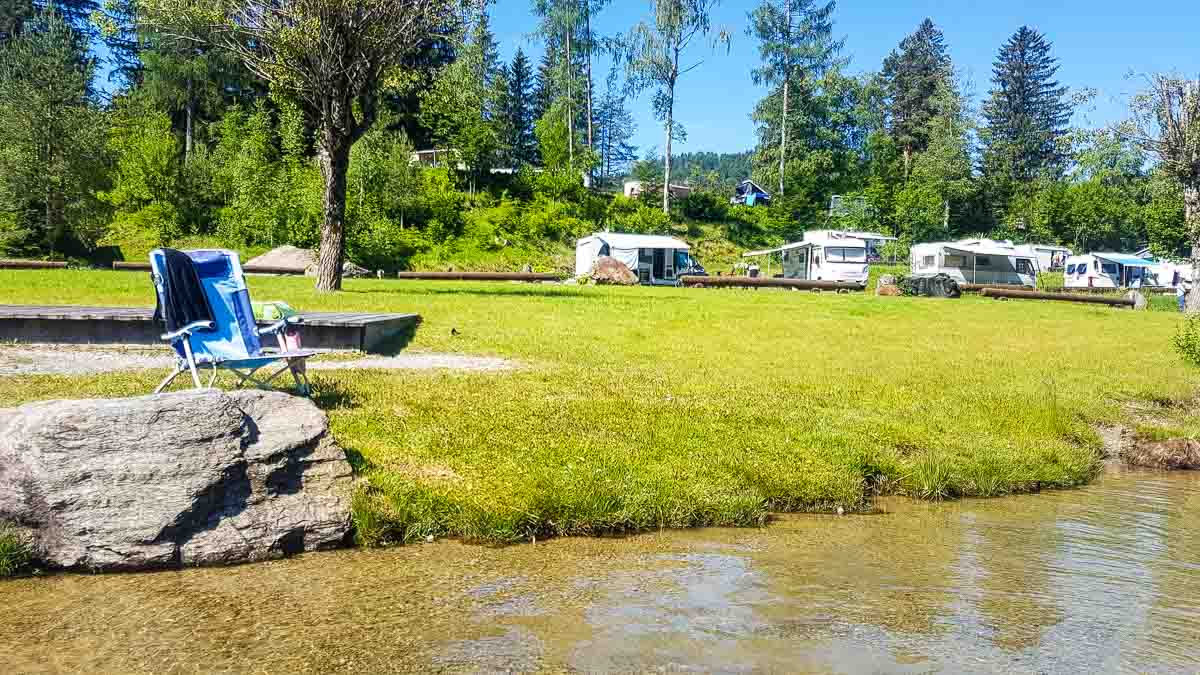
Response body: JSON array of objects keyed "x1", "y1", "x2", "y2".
[{"x1": 153, "y1": 248, "x2": 215, "y2": 333}]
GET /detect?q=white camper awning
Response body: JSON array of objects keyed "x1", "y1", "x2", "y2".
[
  {"x1": 1093, "y1": 253, "x2": 1153, "y2": 267},
  {"x1": 592, "y1": 233, "x2": 690, "y2": 251},
  {"x1": 943, "y1": 244, "x2": 1028, "y2": 258}
]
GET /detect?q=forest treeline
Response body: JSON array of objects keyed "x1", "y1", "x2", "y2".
[{"x1": 0, "y1": 0, "x2": 1197, "y2": 284}]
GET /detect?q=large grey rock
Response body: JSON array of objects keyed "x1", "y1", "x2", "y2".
[
  {"x1": 0, "y1": 389, "x2": 353, "y2": 571},
  {"x1": 590, "y1": 256, "x2": 639, "y2": 285}
]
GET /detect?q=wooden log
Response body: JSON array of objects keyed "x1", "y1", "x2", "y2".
[
  {"x1": 114, "y1": 261, "x2": 307, "y2": 275},
  {"x1": 959, "y1": 283, "x2": 1030, "y2": 293},
  {"x1": 394, "y1": 271, "x2": 562, "y2": 282},
  {"x1": 980, "y1": 287, "x2": 1136, "y2": 307},
  {"x1": 0, "y1": 259, "x2": 68, "y2": 270},
  {"x1": 680, "y1": 275, "x2": 864, "y2": 291}
]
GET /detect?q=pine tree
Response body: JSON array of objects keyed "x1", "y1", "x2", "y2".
[
  {"x1": 747, "y1": 0, "x2": 843, "y2": 198},
  {"x1": 532, "y1": 43, "x2": 558, "y2": 128},
  {"x1": 880, "y1": 18, "x2": 951, "y2": 179},
  {"x1": 504, "y1": 48, "x2": 537, "y2": 166},
  {"x1": 0, "y1": 9, "x2": 106, "y2": 255},
  {"x1": 981, "y1": 26, "x2": 1071, "y2": 187},
  {"x1": 594, "y1": 72, "x2": 637, "y2": 186}
]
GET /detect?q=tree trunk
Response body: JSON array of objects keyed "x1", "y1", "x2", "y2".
[
  {"x1": 902, "y1": 145, "x2": 911, "y2": 181},
  {"x1": 779, "y1": 76, "x2": 788, "y2": 199},
  {"x1": 663, "y1": 85, "x2": 673, "y2": 216},
  {"x1": 185, "y1": 73, "x2": 194, "y2": 163},
  {"x1": 584, "y1": 6, "x2": 594, "y2": 188},
  {"x1": 565, "y1": 28, "x2": 574, "y2": 168},
  {"x1": 315, "y1": 139, "x2": 351, "y2": 292},
  {"x1": 1186, "y1": 185, "x2": 1200, "y2": 312},
  {"x1": 778, "y1": 3, "x2": 791, "y2": 199}
]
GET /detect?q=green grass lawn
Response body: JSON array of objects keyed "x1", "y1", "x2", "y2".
[{"x1": 1, "y1": 269, "x2": 1196, "y2": 545}]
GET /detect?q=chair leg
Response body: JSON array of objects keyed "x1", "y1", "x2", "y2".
[
  {"x1": 154, "y1": 367, "x2": 184, "y2": 394},
  {"x1": 180, "y1": 340, "x2": 202, "y2": 388},
  {"x1": 206, "y1": 362, "x2": 219, "y2": 388}
]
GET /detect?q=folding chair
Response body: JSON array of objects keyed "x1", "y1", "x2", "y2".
[{"x1": 150, "y1": 248, "x2": 315, "y2": 396}]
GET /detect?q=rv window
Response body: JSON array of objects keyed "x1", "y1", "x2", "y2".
[
  {"x1": 976, "y1": 256, "x2": 992, "y2": 267},
  {"x1": 1066, "y1": 264, "x2": 1076, "y2": 274},
  {"x1": 599, "y1": 243, "x2": 610, "y2": 257},
  {"x1": 1016, "y1": 259, "x2": 1034, "y2": 275},
  {"x1": 826, "y1": 247, "x2": 867, "y2": 263},
  {"x1": 922, "y1": 255, "x2": 935, "y2": 268},
  {"x1": 1101, "y1": 263, "x2": 1118, "y2": 275},
  {"x1": 944, "y1": 254, "x2": 967, "y2": 268}
]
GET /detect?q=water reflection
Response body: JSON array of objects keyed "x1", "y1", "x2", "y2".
[{"x1": 1, "y1": 468, "x2": 1197, "y2": 673}]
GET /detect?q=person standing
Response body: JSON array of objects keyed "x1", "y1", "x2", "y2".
[{"x1": 1178, "y1": 281, "x2": 1189, "y2": 312}]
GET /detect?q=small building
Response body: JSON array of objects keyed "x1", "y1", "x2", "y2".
[
  {"x1": 623, "y1": 180, "x2": 693, "y2": 200},
  {"x1": 1064, "y1": 253, "x2": 1157, "y2": 289},
  {"x1": 743, "y1": 231, "x2": 871, "y2": 284},
  {"x1": 731, "y1": 180, "x2": 771, "y2": 207},
  {"x1": 910, "y1": 239, "x2": 1039, "y2": 287},
  {"x1": 575, "y1": 232, "x2": 695, "y2": 285}
]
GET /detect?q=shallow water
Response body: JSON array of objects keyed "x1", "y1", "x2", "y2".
[{"x1": 3, "y1": 466, "x2": 1198, "y2": 673}]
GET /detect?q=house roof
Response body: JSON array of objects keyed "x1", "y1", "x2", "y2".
[{"x1": 585, "y1": 233, "x2": 690, "y2": 250}]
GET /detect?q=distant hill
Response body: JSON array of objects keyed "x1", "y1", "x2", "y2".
[{"x1": 670, "y1": 151, "x2": 754, "y2": 191}]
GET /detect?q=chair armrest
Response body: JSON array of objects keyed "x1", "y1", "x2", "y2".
[
  {"x1": 160, "y1": 320, "x2": 214, "y2": 341},
  {"x1": 258, "y1": 315, "x2": 304, "y2": 336}
]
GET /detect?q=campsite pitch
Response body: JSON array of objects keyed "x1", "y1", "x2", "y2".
[{"x1": 0, "y1": 269, "x2": 1194, "y2": 544}]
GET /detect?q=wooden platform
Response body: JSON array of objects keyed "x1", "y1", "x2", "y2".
[{"x1": 0, "y1": 305, "x2": 421, "y2": 353}]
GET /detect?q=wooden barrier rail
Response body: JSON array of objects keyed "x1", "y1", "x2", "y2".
[
  {"x1": 394, "y1": 271, "x2": 563, "y2": 281},
  {"x1": 113, "y1": 261, "x2": 307, "y2": 275},
  {"x1": 0, "y1": 259, "x2": 68, "y2": 270},
  {"x1": 980, "y1": 288, "x2": 1136, "y2": 307},
  {"x1": 680, "y1": 275, "x2": 865, "y2": 291}
]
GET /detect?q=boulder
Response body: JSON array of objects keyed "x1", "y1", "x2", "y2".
[
  {"x1": 0, "y1": 389, "x2": 353, "y2": 571},
  {"x1": 246, "y1": 245, "x2": 314, "y2": 271},
  {"x1": 878, "y1": 274, "x2": 897, "y2": 287},
  {"x1": 1121, "y1": 437, "x2": 1200, "y2": 470},
  {"x1": 341, "y1": 261, "x2": 371, "y2": 278},
  {"x1": 591, "y1": 256, "x2": 639, "y2": 285},
  {"x1": 876, "y1": 284, "x2": 902, "y2": 297}
]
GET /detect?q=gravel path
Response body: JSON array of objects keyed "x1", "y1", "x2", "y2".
[{"x1": 0, "y1": 346, "x2": 515, "y2": 378}]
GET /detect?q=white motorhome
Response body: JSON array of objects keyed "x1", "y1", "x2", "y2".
[
  {"x1": 1063, "y1": 253, "x2": 1156, "y2": 289},
  {"x1": 910, "y1": 239, "x2": 1039, "y2": 287},
  {"x1": 803, "y1": 229, "x2": 898, "y2": 262},
  {"x1": 743, "y1": 231, "x2": 871, "y2": 284},
  {"x1": 575, "y1": 232, "x2": 698, "y2": 285}
]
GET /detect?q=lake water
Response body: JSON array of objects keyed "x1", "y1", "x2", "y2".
[{"x1": 2, "y1": 465, "x2": 1198, "y2": 673}]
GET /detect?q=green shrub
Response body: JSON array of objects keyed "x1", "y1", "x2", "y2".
[
  {"x1": 676, "y1": 190, "x2": 729, "y2": 222},
  {"x1": 0, "y1": 524, "x2": 34, "y2": 578},
  {"x1": 1174, "y1": 313, "x2": 1200, "y2": 368}
]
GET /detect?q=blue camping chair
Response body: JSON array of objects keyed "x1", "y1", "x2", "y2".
[{"x1": 150, "y1": 249, "x2": 315, "y2": 395}]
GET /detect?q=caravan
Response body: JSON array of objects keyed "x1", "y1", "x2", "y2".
[
  {"x1": 575, "y1": 232, "x2": 701, "y2": 286},
  {"x1": 1063, "y1": 253, "x2": 1156, "y2": 289},
  {"x1": 743, "y1": 231, "x2": 871, "y2": 284},
  {"x1": 910, "y1": 239, "x2": 1040, "y2": 287}
]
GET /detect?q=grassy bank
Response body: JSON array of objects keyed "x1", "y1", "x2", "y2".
[
  {"x1": 0, "y1": 524, "x2": 34, "y2": 578},
  {"x1": 1, "y1": 269, "x2": 1195, "y2": 544}
]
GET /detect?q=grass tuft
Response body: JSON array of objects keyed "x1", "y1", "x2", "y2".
[{"x1": 0, "y1": 524, "x2": 35, "y2": 578}]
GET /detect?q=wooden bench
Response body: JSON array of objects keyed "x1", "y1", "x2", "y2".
[{"x1": 0, "y1": 305, "x2": 420, "y2": 353}]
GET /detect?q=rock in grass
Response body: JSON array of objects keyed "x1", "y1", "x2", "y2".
[
  {"x1": 876, "y1": 284, "x2": 902, "y2": 297},
  {"x1": 591, "y1": 256, "x2": 638, "y2": 285},
  {"x1": 0, "y1": 389, "x2": 353, "y2": 572},
  {"x1": 1122, "y1": 437, "x2": 1200, "y2": 470}
]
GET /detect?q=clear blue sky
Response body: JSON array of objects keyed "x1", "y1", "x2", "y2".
[{"x1": 490, "y1": 0, "x2": 1200, "y2": 155}]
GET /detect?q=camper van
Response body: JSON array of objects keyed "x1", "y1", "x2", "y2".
[
  {"x1": 910, "y1": 239, "x2": 1040, "y2": 287},
  {"x1": 1063, "y1": 253, "x2": 1155, "y2": 289},
  {"x1": 743, "y1": 231, "x2": 871, "y2": 284},
  {"x1": 1018, "y1": 244, "x2": 1072, "y2": 271},
  {"x1": 575, "y1": 232, "x2": 701, "y2": 286},
  {"x1": 803, "y1": 229, "x2": 898, "y2": 262}
]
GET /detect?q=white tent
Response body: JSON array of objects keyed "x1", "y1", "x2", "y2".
[{"x1": 575, "y1": 232, "x2": 692, "y2": 285}]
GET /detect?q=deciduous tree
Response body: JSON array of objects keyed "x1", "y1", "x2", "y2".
[{"x1": 142, "y1": 0, "x2": 454, "y2": 290}]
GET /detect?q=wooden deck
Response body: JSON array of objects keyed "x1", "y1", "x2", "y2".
[{"x1": 0, "y1": 305, "x2": 420, "y2": 353}]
